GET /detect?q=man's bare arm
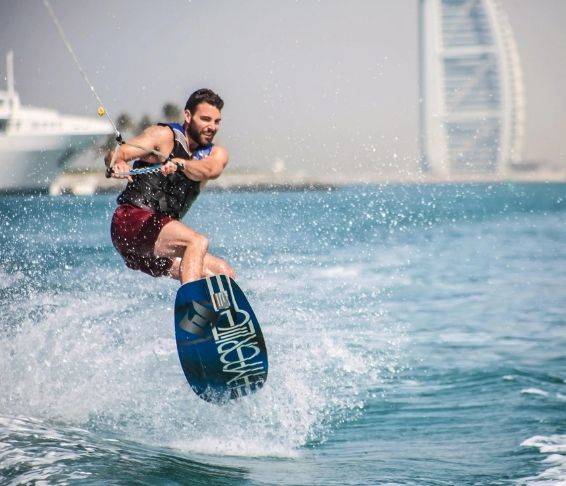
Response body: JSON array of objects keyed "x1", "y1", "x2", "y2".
[
  {"x1": 172, "y1": 146, "x2": 229, "y2": 181},
  {"x1": 104, "y1": 126, "x2": 172, "y2": 179}
]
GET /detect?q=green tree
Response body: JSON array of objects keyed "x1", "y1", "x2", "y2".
[
  {"x1": 116, "y1": 112, "x2": 134, "y2": 133},
  {"x1": 137, "y1": 114, "x2": 153, "y2": 134},
  {"x1": 101, "y1": 133, "x2": 116, "y2": 151},
  {"x1": 162, "y1": 102, "x2": 181, "y2": 122}
]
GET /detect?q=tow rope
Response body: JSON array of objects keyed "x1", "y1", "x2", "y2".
[{"x1": 43, "y1": 0, "x2": 176, "y2": 177}]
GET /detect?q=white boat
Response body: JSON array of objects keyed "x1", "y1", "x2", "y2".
[{"x1": 0, "y1": 51, "x2": 112, "y2": 192}]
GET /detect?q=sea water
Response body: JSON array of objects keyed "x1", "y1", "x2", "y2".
[{"x1": 0, "y1": 183, "x2": 564, "y2": 485}]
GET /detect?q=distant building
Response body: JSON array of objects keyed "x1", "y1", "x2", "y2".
[{"x1": 418, "y1": 0, "x2": 525, "y2": 176}]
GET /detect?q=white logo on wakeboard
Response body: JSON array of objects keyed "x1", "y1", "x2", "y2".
[
  {"x1": 212, "y1": 308, "x2": 266, "y2": 393},
  {"x1": 179, "y1": 301, "x2": 217, "y2": 337}
]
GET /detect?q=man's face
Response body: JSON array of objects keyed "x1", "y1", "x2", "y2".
[{"x1": 185, "y1": 102, "x2": 222, "y2": 146}]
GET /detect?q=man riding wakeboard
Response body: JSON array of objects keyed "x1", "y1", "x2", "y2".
[{"x1": 105, "y1": 89, "x2": 234, "y2": 284}]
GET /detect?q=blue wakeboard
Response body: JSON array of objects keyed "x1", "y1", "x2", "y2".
[{"x1": 174, "y1": 274, "x2": 268, "y2": 402}]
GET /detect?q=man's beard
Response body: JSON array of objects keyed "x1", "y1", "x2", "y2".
[{"x1": 186, "y1": 123, "x2": 214, "y2": 145}]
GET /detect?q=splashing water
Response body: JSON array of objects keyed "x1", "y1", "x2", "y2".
[{"x1": 1, "y1": 184, "x2": 565, "y2": 484}]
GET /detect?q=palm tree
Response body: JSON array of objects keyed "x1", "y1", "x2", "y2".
[
  {"x1": 137, "y1": 114, "x2": 153, "y2": 134},
  {"x1": 101, "y1": 112, "x2": 133, "y2": 150},
  {"x1": 162, "y1": 103, "x2": 181, "y2": 122},
  {"x1": 116, "y1": 112, "x2": 134, "y2": 133}
]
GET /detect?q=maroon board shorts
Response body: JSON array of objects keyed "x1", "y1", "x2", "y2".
[{"x1": 111, "y1": 204, "x2": 175, "y2": 277}]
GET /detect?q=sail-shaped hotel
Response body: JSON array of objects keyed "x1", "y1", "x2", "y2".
[{"x1": 419, "y1": 0, "x2": 525, "y2": 177}]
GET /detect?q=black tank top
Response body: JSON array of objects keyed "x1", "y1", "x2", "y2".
[{"x1": 116, "y1": 123, "x2": 213, "y2": 219}]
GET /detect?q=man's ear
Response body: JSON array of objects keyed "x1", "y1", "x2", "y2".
[{"x1": 184, "y1": 109, "x2": 192, "y2": 124}]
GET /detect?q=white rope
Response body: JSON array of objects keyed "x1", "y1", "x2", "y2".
[
  {"x1": 43, "y1": 0, "x2": 175, "y2": 177},
  {"x1": 43, "y1": 0, "x2": 120, "y2": 137}
]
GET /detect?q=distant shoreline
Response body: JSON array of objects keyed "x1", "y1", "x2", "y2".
[
  {"x1": 44, "y1": 169, "x2": 566, "y2": 196},
  {"x1": 0, "y1": 169, "x2": 561, "y2": 196}
]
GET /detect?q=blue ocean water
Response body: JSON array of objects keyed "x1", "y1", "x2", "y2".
[{"x1": 0, "y1": 183, "x2": 565, "y2": 485}]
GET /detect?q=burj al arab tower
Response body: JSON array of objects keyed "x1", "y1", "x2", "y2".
[{"x1": 418, "y1": 0, "x2": 525, "y2": 176}]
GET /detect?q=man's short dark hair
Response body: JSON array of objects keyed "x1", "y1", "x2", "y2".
[{"x1": 185, "y1": 89, "x2": 224, "y2": 114}]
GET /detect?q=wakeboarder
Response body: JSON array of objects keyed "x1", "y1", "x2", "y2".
[{"x1": 105, "y1": 89, "x2": 234, "y2": 284}]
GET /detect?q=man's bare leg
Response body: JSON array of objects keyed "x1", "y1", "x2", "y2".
[
  {"x1": 168, "y1": 258, "x2": 182, "y2": 281},
  {"x1": 169, "y1": 254, "x2": 235, "y2": 281},
  {"x1": 202, "y1": 254, "x2": 236, "y2": 278},
  {"x1": 153, "y1": 220, "x2": 209, "y2": 284},
  {"x1": 154, "y1": 220, "x2": 235, "y2": 284}
]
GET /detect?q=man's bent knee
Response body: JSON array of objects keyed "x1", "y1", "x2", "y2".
[
  {"x1": 154, "y1": 221, "x2": 208, "y2": 259},
  {"x1": 186, "y1": 233, "x2": 208, "y2": 253}
]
